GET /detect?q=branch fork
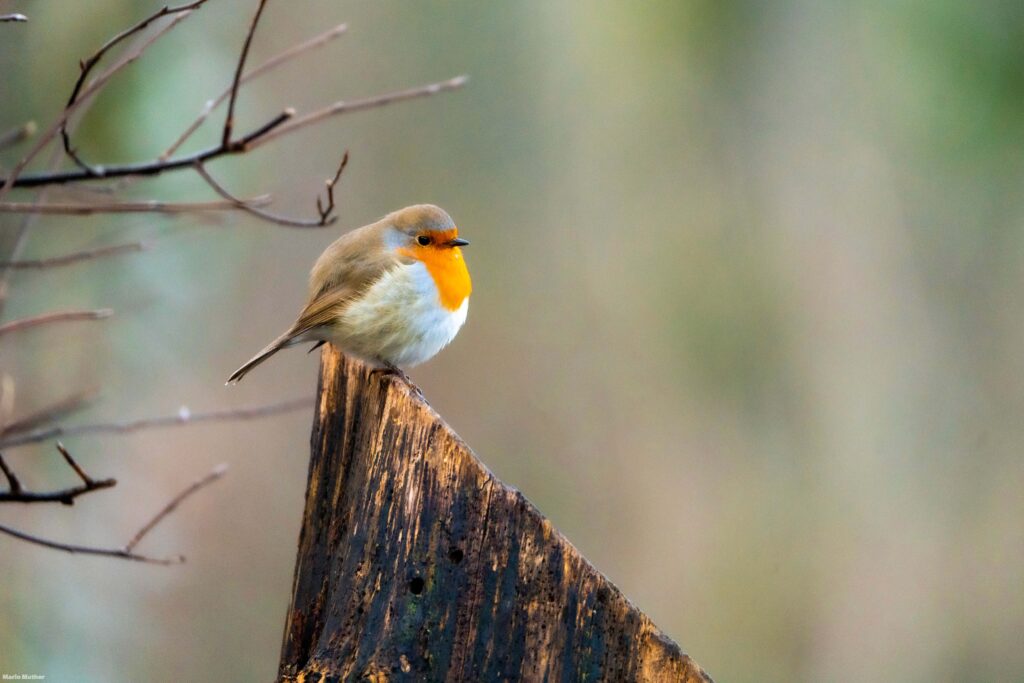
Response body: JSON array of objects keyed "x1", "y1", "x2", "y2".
[
  {"x1": 0, "y1": 0, "x2": 467, "y2": 565},
  {"x1": 0, "y1": 444, "x2": 115, "y2": 505}
]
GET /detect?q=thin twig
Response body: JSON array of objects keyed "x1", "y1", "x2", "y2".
[
  {"x1": 6, "y1": 112, "x2": 294, "y2": 188},
  {"x1": 125, "y1": 463, "x2": 227, "y2": 552},
  {"x1": 0, "y1": 146, "x2": 65, "y2": 320},
  {"x1": 56, "y1": 443, "x2": 95, "y2": 485},
  {"x1": 1, "y1": 389, "x2": 97, "y2": 437},
  {"x1": 0, "y1": 8, "x2": 200, "y2": 200},
  {"x1": 194, "y1": 162, "x2": 334, "y2": 228},
  {"x1": 3, "y1": 75, "x2": 466, "y2": 188},
  {"x1": 0, "y1": 309, "x2": 113, "y2": 337},
  {"x1": 0, "y1": 443, "x2": 116, "y2": 505},
  {"x1": 0, "y1": 196, "x2": 271, "y2": 215},
  {"x1": 0, "y1": 121, "x2": 36, "y2": 151},
  {"x1": 61, "y1": 1, "x2": 210, "y2": 174},
  {"x1": 223, "y1": 0, "x2": 270, "y2": 147},
  {"x1": 0, "y1": 463, "x2": 227, "y2": 564},
  {"x1": 161, "y1": 22, "x2": 348, "y2": 160},
  {"x1": 248, "y1": 75, "x2": 470, "y2": 150},
  {"x1": 0, "y1": 524, "x2": 182, "y2": 564},
  {"x1": 0, "y1": 241, "x2": 151, "y2": 270},
  {"x1": 316, "y1": 152, "x2": 348, "y2": 223},
  {"x1": 0, "y1": 397, "x2": 312, "y2": 449},
  {"x1": 0, "y1": 454, "x2": 22, "y2": 492},
  {"x1": 0, "y1": 476, "x2": 116, "y2": 504}
]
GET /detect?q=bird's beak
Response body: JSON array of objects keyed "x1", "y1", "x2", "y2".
[{"x1": 446, "y1": 237, "x2": 470, "y2": 247}]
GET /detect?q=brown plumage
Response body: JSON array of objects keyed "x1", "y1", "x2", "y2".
[{"x1": 227, "y1": 205, "x2": 471, "y2": 383}]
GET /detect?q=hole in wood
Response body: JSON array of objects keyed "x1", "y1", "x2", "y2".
[
  {"x1": 448, "y1": 546, "x2": 464, "y2": 564},
  {"x1": 409, "y1": 576, "x2": 425, "y2": 595}
]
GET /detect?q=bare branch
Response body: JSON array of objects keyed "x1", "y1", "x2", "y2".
[
  {"x1": 0, "y1": 309, "x2": 113, "y2": 337},
  {"x1": 0, "y1": 146, "x2": 67, "y2": 320},
  {"x1": 248, "y1": 75, "x2": 470, "y2": 150},
  {"x1": 0, "y1": 7, "x2": 201, "y2": 200},
  {"x1": 125, "y1": 463, "x2": 227, "y2": 552},
  {"x1": 0, "y1": 121, "x2": 36, "y2": 151},
  {"x1": 223, "y1": 0, "x2": 270, "y2": 147},
  {"x1": 1, "y1": 389, "x2": 97, "y2": 437},
  {"x1": 6, "y1": 112, "x2": 294, "y2": 188},
  {"x1": 0, "y1": 463, "x2": 227, "y2": 564},
  {"x1": 0, "y1": 523, "x2": 179, "y2": 564},
  {"x1": 0, "y1": 477, "x2": 116, "y2": 504},
  {"x1": 3, "y1": 73, "x2": 467, "y2": 188},
  {"x1": 194, "y1": 162, "x2": 334, "y2": 228},
  {"x1": 55, "y1": 443, "x2": 97, "y2": 486},
  {"x1": 316, "y1": 152, "x2": 348, "y2": 224},
  {"x1": 0, "y1": 454, "x2": 22, "y2": 492},
  {"x1": 0, "y1": 196, "x2": 271, "y2": 215},
  {"x1": 0, "y1": 241, "x2": 150, "y2": 270},
  {"x1": 0, "y1": 443, "x2": 116, "y2": 505},
  {"x1": 0, "y1": 397, "x2": 312, "y2": 449},
  {"x1": 61, "y1": 1, "x2": 211, "y2": 174},
  {"x1": 161, "y1": 22, "x2": 348, "y2": 160},
  {"x1": 0, "y1": 14, "x2": 28, "y2": 23}
]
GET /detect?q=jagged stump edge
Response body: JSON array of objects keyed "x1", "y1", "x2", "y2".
[{"x1": 277, "y1": 346, "x2": 712, "y2": 683}]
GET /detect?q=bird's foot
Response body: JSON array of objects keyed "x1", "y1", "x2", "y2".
[{"x1": 369, "y1": 363, "x2": 425, "y2": 400}]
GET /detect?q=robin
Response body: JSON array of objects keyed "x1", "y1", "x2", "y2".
[{"x1": 227, "y1": 204, "x2": 471, "y2": 383}]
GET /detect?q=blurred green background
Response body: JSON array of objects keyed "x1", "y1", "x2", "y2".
[{"x1": 2, "y1": 1, "x2": 1024, "y2": 681}]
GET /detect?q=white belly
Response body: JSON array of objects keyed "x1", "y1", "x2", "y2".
[{"x1": 333, "y1": 262, "x2": 468, "y2": 367}]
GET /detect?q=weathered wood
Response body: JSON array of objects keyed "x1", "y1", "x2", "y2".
[{"x1": 278, "y1": 347, "x2": 712, "y2": 683}]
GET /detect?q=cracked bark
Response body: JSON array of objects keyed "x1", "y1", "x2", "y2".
[{"x1": 278, "y1": 346, "x2": 712, "y2": 682}]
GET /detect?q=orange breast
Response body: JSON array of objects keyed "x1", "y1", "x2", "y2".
[{"x1": 398, "y1": 231, "x2": 472, "y2": 311}]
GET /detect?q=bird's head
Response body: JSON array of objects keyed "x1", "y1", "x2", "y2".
[
  {"x1": 385, "y1": 204, "x2": 471, "y2": 310},
  {"x1": 386, "y1": 204, "x2": 469, "y2": 256}
]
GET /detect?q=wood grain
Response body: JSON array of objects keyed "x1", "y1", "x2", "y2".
[{"x1": 278, "y1": 346, "x2": 712, "y2": 683}]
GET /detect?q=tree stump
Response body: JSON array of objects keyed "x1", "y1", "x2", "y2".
[{"x1": 278, "y1": 346, "x2": 712, "y2": 682}]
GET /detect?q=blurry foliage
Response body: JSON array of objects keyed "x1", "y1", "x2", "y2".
[{"x1": 2, "y1": 1, "x2": 1024, "y2": 682}]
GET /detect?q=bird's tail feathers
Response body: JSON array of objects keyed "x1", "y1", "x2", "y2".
[{"x1": 226, "y1": 329, "x2": 306, "y2": 384}]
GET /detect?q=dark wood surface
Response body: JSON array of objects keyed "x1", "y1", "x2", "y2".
[{"x1": 278, "y1": 346, "x2": 712, "y2": 682}]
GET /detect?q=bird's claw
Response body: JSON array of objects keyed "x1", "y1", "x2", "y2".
[{"x1": 369, "y1": 363, "x2": 425, "y2": 400}]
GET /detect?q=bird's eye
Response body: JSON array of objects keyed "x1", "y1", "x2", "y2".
[{"x1": 417, "y1": 235, "x2": 431, "y2": 246}]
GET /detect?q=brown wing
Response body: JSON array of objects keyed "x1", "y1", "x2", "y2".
[
  {"x1": 309, "y1": 220, "x2": 395, "y2": 299},
  {"x1": 226, "y1": 220, "x2": 403, "y2": 384},
  {"x1": 294, "y1": 220, "x2": 408, "y2": 336},
  {"x1": 289, "y1": 288, "x2": 352, "y2": 338}
]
